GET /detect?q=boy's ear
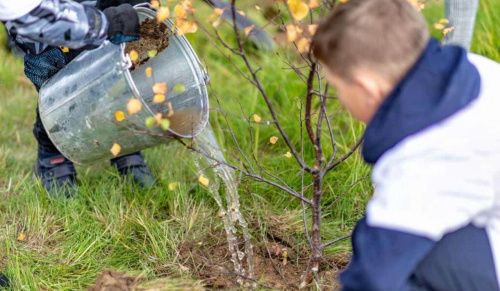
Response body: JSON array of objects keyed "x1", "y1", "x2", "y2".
[{"x1": 352, "y1": 71, "x2": 387, "y2": 106}]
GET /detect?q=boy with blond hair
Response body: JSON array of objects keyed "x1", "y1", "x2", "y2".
[{"x1": 313, "y1": 0, "x2": 500, "y2": 290}]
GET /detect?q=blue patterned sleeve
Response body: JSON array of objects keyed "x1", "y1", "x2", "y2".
[{"x1": 5, "y1": 0, "x2": 108, "y2": 54}]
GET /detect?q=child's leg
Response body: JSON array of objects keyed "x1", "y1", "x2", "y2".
[
  {"x1": 409, "y1": 224, "x2": 499, "y2": 290},
  {"x1": 444, "y1": 0, "x2": 479, "y2": 50}
]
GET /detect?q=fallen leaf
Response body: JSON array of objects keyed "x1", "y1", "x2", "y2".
[
  {"x1": 157, "y1": 7, "x2": 170, "y2": 22},
  {"x1": 168, "y1": 182, "x2": 179, "y2": 191},
  {"x1": 252, "y1": 114, "x2": 262, "y2": 123},
  {"x1": 286, "y1": 24, "x2": 303, "y2": 42},
  {"x1": 61, "y1": 47, "x2": 70, "y2": 53},
  {"x1": 151, "y1": 0, "x2": 160, "y2": 9},
  {"x1": 110, "y1": 143, "x2": 122, "y2": 157},
  {"x1": 154, "y1": 112, "x2": 163, "y2": 123},
  {"x1": 147, "y1": 50, "x2": 158, "y2": 58},
  {"x1": 244, "y1": 25, "x2": 255, "y2": 36},
  {"x1": 255, "y1": 5, "x2": 261, "y2": 10},
  {"x1": 129, "y1": 50, "x2": 139, "y2": 62},
  {"x1": 145, "y1": 117, "x2": 156, "y2": 128},
  {"x1": 284, "y1": 151, "x2": 292, "y2": 158},
  {"x1": 269, "y1": 136, "x2": 279, "y2": 144},
  {"x1": 198, "y1": 175, "x2": 210, "y2": 187},
  {"x1": 114, "y1": 111, "x2": 126, "y2": 122},
  {"x1": 297, "y1": 37, "x2": 311, "y2": 53},
  {"x1": 173, "y1": 83, "x2": 186, "y2": 93},
  {"x1": 160, "y1": 119, "x2": 170, "y2": 131},
  {"x1": 308, "y1": 0, "x2": 320, "y2": 8},
  {"x1": 17, "y1": 232, "x2": 26, "y2": 242},
  {"x1": 127, "y1": 98, "x2": 142, "y2": 114},
  {"x1": 287, "y1": 0, "x2": 309, "y2": 21},
  {"x1": 145, "y1": 67, "x2": 153, "y2": 78},
  {"x1": 153, "y1": 94, "x2": 166, "y2": 103},
  {"x1": 153, "y1": 82, "x2": 168, "y2": 94},
  {"x1": 308, "y1": 24, "x2": 318, "y2": 35}
]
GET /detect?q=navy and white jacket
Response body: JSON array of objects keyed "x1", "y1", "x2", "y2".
[
  {"x1": 341, "y1": 39, "x2": 500, "y2": 290},
  {"x1": 0, "y1": 0, "x2": 107, "y2": 54}
]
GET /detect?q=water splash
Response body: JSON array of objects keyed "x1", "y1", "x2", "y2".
[{"x1": 192, "y1": 126, "x2": 255, "y2": 287}]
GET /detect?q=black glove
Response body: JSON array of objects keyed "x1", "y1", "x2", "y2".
[
  {"x1": 97, "y1": 0, "x2": 148, "y2": 10},
  {"x1": 103, "y1": 4, "x2": 140, "y2": 44}
]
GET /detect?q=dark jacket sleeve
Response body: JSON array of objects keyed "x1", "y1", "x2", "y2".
[{"x1": 341, "y1": 218, "x2": 435, "y2": 291}]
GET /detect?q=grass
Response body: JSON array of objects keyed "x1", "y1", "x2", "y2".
[{"x1": 0, "y1": 0, "x2": 498, "y2": 289}]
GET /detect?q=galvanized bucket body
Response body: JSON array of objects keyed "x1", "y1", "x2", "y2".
[{"x1": 39, "y1": 7, "x2": 209, "y2": 164}]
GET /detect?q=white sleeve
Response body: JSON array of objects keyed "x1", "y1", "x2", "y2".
[
  {"x1": 367, "y1": 149, "x2": 496, "y2": 240},
  {"x1": 0, "y1": 0, "x2": 42, "y2": 21}
]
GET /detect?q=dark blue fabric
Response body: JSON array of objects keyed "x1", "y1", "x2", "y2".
[
  {"x1": 409, "y1": 224, "x2": 499, "y2": 291},
  {"x1": 340, "y1": 218, "x2": 435, "y2": 291},
  {"x1": 109, "y1": 34, "x2": 139, "y2": 44},
  {"x1": 24, "y1": 48, "x2": 67, "y2": 90},
  {"x1": 362, "y1": 39, "x2": 481, "y2": 164}
]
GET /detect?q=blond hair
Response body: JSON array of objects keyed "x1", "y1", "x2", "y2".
[{"x1": 312, "y1": 0, "x2": 429, "y2": 84}]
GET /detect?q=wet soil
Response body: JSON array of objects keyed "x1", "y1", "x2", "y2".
[{"x1": 176, "y1": 230, "x2": 349, "y2": 290}]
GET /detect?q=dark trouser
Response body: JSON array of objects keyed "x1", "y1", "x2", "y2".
[
  {"x1": 410, "y1": 224, "x2": 499, "y2": 291},
  {"x1": 26, "y1": 47, "x2": 83, "y2": 158}
]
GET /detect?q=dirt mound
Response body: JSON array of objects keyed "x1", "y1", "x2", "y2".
[
  {"x1": 88, "y1": 270, "x2": 140, "y2": 291},
  {"x1": 176, "y1": 230, "x2": 349, "y2": 290},
  {"x1": 126, "y1": 18, "x2": 170, "y2": 66}
]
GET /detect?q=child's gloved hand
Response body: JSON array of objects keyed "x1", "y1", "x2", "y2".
[
  {"x1": 97, "y1": 0, "x2": 149, "y2": 11},
  {"x1": 103, "y1": 4, "x2": 141, "y2": 44}
]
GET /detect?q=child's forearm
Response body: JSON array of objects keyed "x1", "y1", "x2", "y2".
[{"x1": 5, "y1": 0, "x2": 108, "y2": 54}]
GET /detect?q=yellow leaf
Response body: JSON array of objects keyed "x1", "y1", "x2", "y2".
[
  {"x1": 308, "y1": 0, "x2": 320, "y2": 8},
  {"x1": 284, "y1": 151, "x2": 292, "y2": 158},
  {"x1": 145, "y1": 117, "x2": 156, "y2": 128},
  {"x1": 287, "y1": 0, "x2": 309, "y2": 21},
  {"x1": 198, "y1": 175, "x2": 210, "y2": 187},
  {"x1": 153, "y1": 94, "x2": 166, "y2": 103},
  {"x1": 114, "y1": 111, "x2": 126, "y2": 122},
  {"x1": 151, "y1": 0, "x2": 160, "y2": 9},
  {"x1": 175, "y1": 4, "x2": 187, "y2": 19},
  {"x1": 154, "y1": 112, "x2": 163, "y2": 123},
  {"x1": 168, "y1": 182, "x2": 179, "y2": 191},
  {"x1": 129, "y1": 50, "x2": 139, "y2": 63},
  {"x1": 209, "y1": 8, "x2": 224, "y2": 27},
  {"x1": 297, "y1": 37, "x2": 311, "y2": 53},
  {"x1": 308, "y1": 24, "x2": 318, "y2": 36},
  {"x1": 17, "y1": 232, "x2": 26, "y2": 242},
  {"x1": 255, "y1": 5, "x2": 261, "y2": 10},
  {"x1": 269, "y1": 136, "x2": 279, "y2": 144},
  {"x1": 252, "y1": 114, "x2": 262, "y2": 123},
  {"x1": 157, "y1": 7, "x2": 170, "y2": 22},
  {"x1": 160, "y1": 118, "x2": 170, "y2": 131},
  {"x1": 110, "y1": 143, "x2": 122, "y2": 157},
  {"x1": 147, "y1": 50, "x2": 158, "y2": 58},
  {"x1": 238, "y1": 10, "x2": 246, "y2": 16},
  {"x1": 61, "y1": 47, "x2": 70, "y2": 53},
  {"x1": 244, "y1": 25, "x2": 255, "y2": 37},
  {"x1": 443, "y1": 27, "x2": 454, "y2": 36},
  {"x1": 407, "y1": 0, "x2": 424, "y2": 11},
  {"x1": 153, "y1": 82, "x2": 168, "y2": 94},
  {"x1": 177, "y1": 19, "x2": 198, "y2": 35},
  {"x1": 145, "y1": 67, "x2": 153, "y2": 78},
  {"x1": 286, "y1": 24, "x2": 302, "y2": 42},
  {"x1": 127, "y1": 98, "x2": 142, "y2": 115},
  {"x1": 173, "y1": 83, "x2": 186, "y2": 93}
]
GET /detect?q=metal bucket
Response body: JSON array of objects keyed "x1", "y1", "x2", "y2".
[{"x1": 38, "y1": 7, "x2": 209, "y2": 164}]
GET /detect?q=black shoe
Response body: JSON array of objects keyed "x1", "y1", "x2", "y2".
[
  {"x1": 111, "y1": 152, "x2": 156, "y2": 188},
  {"x1": 0, "y1": 272, "x2": 10, "y2": 289},
  {"x1": 34, "y1": 155, "x2": 77, "y2": 197}
]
